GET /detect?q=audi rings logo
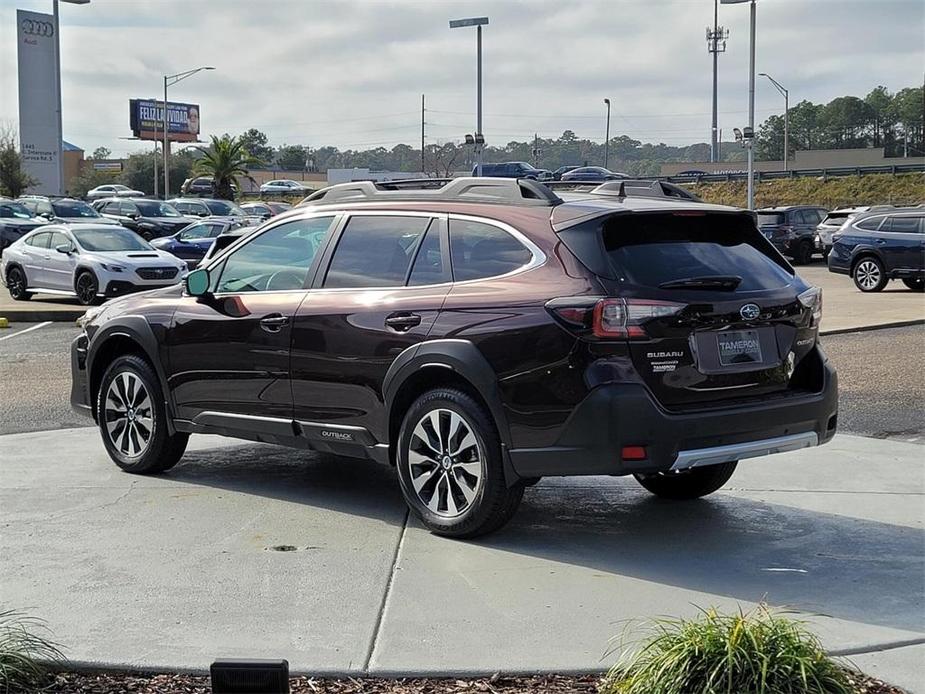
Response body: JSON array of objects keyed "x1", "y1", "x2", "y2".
[{"x1": 21, "y1": 19, "x2": 55, "y2": 37}]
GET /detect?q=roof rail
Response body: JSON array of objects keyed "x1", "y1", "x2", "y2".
[
  {"x1": 299, "y1": 177, "x2": 563, "y2": 207},
  {"x1": 546, "y1": 179, "x2": 703, "y2": 203}
]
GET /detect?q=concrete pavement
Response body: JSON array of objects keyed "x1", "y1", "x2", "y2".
[{"x1": 1, "y1": 428, "x2": 922, "y2": 689}]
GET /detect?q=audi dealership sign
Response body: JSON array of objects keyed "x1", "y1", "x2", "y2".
[{"x1": 17, "y1": 9, "x2": 61, "y2": 195}]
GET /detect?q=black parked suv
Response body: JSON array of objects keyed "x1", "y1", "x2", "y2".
[
  {"x1": 70, "y1": 178, "x2": 837, "y2": 538},
  {"x1": 475, "y1": 162, "x2": 551, "y2": 180},
  {"x1": 756, "y1": 205, "x2": 828, "y2": 265},
  {"x1": 93, "y1": 198, "x2": 195, "y2": 240},
  {"x1": 827, "y1": 207, "x2": 925, "y2": 292}
]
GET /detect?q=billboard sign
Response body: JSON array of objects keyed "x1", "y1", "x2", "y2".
[
  {"x1": 129, "y1": 99, "x2": 201, "y2": 142},
  {"x1": 17, "y1": 10, "x2": 61, "y2": 195},
  {"x1": 92, "y1": 161, "x2": 124, "y2": 173}
]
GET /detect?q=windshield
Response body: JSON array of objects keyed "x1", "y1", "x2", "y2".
[
  {"x1": 206, "y1": 200, "x2": 246, "y2": 216},
  {"x1": 73, "y1": 228, "x2": 152, "y2": 252},
  {"x1": 52, "y1": 200, "x2": 101, "y2": 218},
  {"x1": 135, "y1": 201, "x2": 182, "y2": 217},
  {"x1": 756, "y1": 212, "x2": 785, "y2": 226},
  {"x1": 0, "y1": 202, "x2": 33, "y2": 219}
]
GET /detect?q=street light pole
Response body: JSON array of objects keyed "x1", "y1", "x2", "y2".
[
  {"x1": 450, "y1": 16, "x2": 489, "y2": 176},
  {"x1": 162, "y1": 66, "x2": 215, "y2": 197},
  {"x1": 603, "y1": 98, "x2": 611, "y2": 169},
  {"x1": 747, "y1": 0, "x2": 756, "y2": 209},
  {"x1": 760, "y1": 72, "x2": 789, "y2": 171},
  {"x1": 53, "y1": 0, "x2": 89, "y2": 196}
]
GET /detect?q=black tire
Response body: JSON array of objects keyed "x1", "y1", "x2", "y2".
[
  {"x1": 852, "y1": 256, "x2": 888, "y2": 292},
  {"x1": 790, "y1": 240, "x2": 814, "y2": 266},
  {"x1": 97, "y1": 354, "x2": 189, "y2": 474},
  {"x1": 5, "y1": 266, "x2": 31, "y2": 301},
  {"x1": 396, "y1": 388, "x2": 524, "y2": 539},
  {"x1": 634, "y1": 461, "x2": 737, "y2": 500},
  {"x1": 75, "y1": 270, "x2": 101, "y2": 306},
  {"x1": 902, "y1": 278, "x2": 924, "y2": 292}
]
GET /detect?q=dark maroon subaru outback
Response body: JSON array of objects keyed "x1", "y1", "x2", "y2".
[{"x1": 70, "y1": 178, "x2": 837, "y2": 538}]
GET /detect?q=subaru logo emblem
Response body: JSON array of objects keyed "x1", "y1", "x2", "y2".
[{"x1": 740, "y1": 303, "x2": 760, "y2": 320}]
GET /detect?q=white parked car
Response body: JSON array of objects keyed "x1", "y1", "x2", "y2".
[
  {"x1": 86, "y1": 184, "x2": 145, "y2": 201},
  {"x1": 259, "y1": 179, "x2": 311, "y2": 194},
  {"x1": 0, "y1": 224, "x2": 187, "y2": 306},
  {"x1": 815, "y1": 206, "x2": 870, "y2": 257}
]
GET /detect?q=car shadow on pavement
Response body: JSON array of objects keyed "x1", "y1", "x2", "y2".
[{"x1": 168, "y1": 443, "x2": 924, "y2": 637}]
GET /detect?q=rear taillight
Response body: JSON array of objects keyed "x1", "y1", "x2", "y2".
[
  {"x1": 546, "y1": 297, "x2": 685, "y2": 340},
  {"x1": 798, "y1": 286, "x2": 823, "y2": 326}
]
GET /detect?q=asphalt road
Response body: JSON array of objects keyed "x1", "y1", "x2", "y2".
[{"x1": 1, "y1": 321, "x2": 922, "y2": 441}]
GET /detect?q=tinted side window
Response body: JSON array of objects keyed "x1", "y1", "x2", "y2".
[
  {"x1": 886, "y1": 216, "x2": 922, "y2": 234},
  {"x1": 104, "y1": 201, "x2": 121, "y2": 214},
  {"x1": 179, "y1": 223, "x2": 208, "y2": 240},
  {"x1": 216, "y1": 216, "x2": 334, "y2": 293},
  {"x1": 408, "y1": 224, "x2": 449, "y2": 286},
  {"x1": 450, "y1": 219, "x2": 533, "y2": 282},
  {"x1": 120, "y1": 202, "x2": 137, "y2": 216},
  {"x1": 856, "y1": 216, "x2": 885, "y2": 231},
  {"x1": 50, "y1": 231, "x2": 71, "y2": 249},
  {"x1": 324, "y1": 216, "x2": 431, "y2": 288},
  {"x1": 29, "y1": 232, "x2": 51, "y2": 248}
]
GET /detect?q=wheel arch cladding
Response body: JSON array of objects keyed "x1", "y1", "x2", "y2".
[
  {"x1": 87, "y1": 317, "x2": 173, "y2": 429},
  {"x1": 383, "y1": 340, "x2": 521, "y2": 485}
]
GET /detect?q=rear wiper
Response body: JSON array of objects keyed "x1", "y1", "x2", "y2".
[{"x1": 658, "y1": 275, "x2": 743, "y2": 290}]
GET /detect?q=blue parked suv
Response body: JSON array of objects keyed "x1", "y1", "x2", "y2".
[{"x1": 828, "y1": 207, "x2": 925, "y2": 292}]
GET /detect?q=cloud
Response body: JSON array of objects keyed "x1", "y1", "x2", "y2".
[{"x1": 1, "y1": 0, "x2": 922, "y2": 156}]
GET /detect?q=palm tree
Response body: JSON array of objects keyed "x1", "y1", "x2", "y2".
[{"x1": 193, "y1": 134, "x2": 259, "y2": 200}]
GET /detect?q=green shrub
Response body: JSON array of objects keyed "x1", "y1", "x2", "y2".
[
  {"x1": 0, "y1": 609, "x2": 64, "y2": 693},
  {"x1": 601, "y1": 605, "x2": 852, "y2": 694}
]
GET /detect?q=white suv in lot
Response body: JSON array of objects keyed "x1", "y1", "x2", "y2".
[{"x1": 0, "y1": 224, "x2": 187, "y2": 305}]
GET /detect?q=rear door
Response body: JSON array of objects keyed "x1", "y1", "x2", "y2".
[
  {"x1": 879, "y1": 215, "x2": 925, "y2": 271},
  {"x1": 21, "y1": 231, "x2": 52, "y2": 285},
  {"x1": 290, "y1": 212, "x2": 450, "y2": 443},
  {"x1": 571, "y1": 211, "x2": 814, "y2": 409}
]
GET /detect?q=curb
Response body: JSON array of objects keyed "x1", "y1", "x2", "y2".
[
  {"x1": 0, "y1": 310, "x2": 82, "y2": 324},
  {"x1": 820, "y1": 318, "x2": 924, "y2": 336}
]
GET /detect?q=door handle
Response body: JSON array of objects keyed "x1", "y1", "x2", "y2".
[
  {"x1": 259, "y1": 314, "x2": 289, "y2": 333},
  {"x1": 385, "y1": 312, "x2": 422, "y2": 331},
  {"x1": 875, "y1": 239, "x2": 887, "y2": 244}
]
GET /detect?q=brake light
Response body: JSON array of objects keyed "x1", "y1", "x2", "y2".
[
  {"x1": 593, "y1": 298, "x2": 685, "y2": 339},
  {"x1": 798, "y1": 286, "x2": 823, "y2": 326}
]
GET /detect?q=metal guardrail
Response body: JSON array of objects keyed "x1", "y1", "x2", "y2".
[{"x1": 655, "y1": 162, "x2": 925, "y2": 184}]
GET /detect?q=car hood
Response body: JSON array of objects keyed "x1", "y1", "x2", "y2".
[
  {"x1": 82, "y1": 249, "x2": 186, "y2": 267},
  {"x1": 1, "y1": 218, "x2": 46, "y2": 229}
]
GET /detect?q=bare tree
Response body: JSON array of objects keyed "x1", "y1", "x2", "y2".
[{"x1": 424, "y1": 142, "x2": 462, "y2": 178}]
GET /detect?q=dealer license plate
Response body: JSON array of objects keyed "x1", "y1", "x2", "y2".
[{"x1": 717, "y1": 330, "x2": 762, "y2": 366}]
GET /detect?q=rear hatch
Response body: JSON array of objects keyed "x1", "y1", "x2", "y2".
[{"x1": 556, "y1": 210, "x2": 821, "y2": 409}]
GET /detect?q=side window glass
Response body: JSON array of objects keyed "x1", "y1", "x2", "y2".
[
  {"x1": 120, "y1": 202, "x2": 135, "y2": 216},
  {"x1": 408, "y1": 224, "x2": 449, "y2": 286},
  {"x1": 208, "y1": 224, "x2": 225, "y2": 238},
  {"x1": 323, "y1": 216, "x2": 431, "y2": 288},
  {"x1": 179, "y1": 224, "x2": 204, "y2": 241},
  {"x1": 793, "y1": 210, "x2": 808, "y2": 225},
  {"x1": 888, "y1": 216, "x2": 920, "y2": 234},
  {"x1": 449, "y1": 219, "x2": 533, "y2": 282},
  {"x1": 856, "y1": 216, "x2": 884, "y2": 231},
  {"x1": 216, "y1": 216, "x2": 334, "y2": 293},
  {"x1": 104, "y1": 201, "x2": 119, "y2": 214},
  {"x1": 50, "y1": 231, "x2": 70, "y2": 249},
  {"x1": 30, "y1": 232, "x2": 51, "y2": 248}
]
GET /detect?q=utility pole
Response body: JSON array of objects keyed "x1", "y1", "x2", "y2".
[
  {"x1": 747, "y1": 0, "x2": 756, "y2": 209},
  {"x1": 706, "y1": 0, "x2": 728, "y2": 164},
  {"x1": 533, "y1": 133, "x2": 539, "y2": 167},
  {"x1": 603, "y1": 98, "x2": 611, "y2": 169},
  {"x1": 421, "y1": 94, "x2": 425, "y2": 175}
]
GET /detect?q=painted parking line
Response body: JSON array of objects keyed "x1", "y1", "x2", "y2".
[{"x1": 0, "y1": 321, "x2": 53, "y2": 342}]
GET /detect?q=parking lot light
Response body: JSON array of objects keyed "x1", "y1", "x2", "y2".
[
  {"x1": 760, "y1": 72, "x2": 789, "y2": 171},
  {"x1": 162, "y1": 66, "x2": 215, "y2": 197},
  {"x1": 449, "y1": 16, "x2": 489, "y2": 176}
]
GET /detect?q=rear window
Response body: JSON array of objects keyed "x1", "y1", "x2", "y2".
[
  {"x1": 823, "y1": 212, "x2": 850, "y2": 224},
  {"x1": 756, "y1": 212, "x2": 785, "y2": 226},
  {"x1": 561, "y1": 212, "x2": 793, "y2": 292}
]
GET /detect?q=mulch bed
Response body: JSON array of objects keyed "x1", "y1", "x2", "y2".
[{"x1": 34, "y1": 670, "x2": 905, "y2": 694}]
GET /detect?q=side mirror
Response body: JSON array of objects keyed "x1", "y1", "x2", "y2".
[
  {"x1": 41, "y1": 212, "x2": 54, "y2": 220},
  {"x1": 55, "y1": 243, "x2": 73, "y2": 255},
  {"x1": 185, "y1": 267, "x2": 211, "y2": 296},
  {"x1": 127, "y1": 212, "x2": 139, "y2": 220}
]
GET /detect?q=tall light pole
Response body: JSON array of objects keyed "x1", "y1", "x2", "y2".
[
  {"x1": 163, "y1": 66, "x2": 214, "y2": 197},
  {"x1": 706, "y1": 0, "x2": 728, "y2": 163},
  {"x1": 449, "y1": 16, "x2": 488, "y2": 176},
  {"x1": 53, "y1": 0, "x2": 90, "y2": 196},
  {"x1": 721, "y1": 0, "x2": 756, "y2": 209},
  {"x1": 603, "y1": 98, "x2": 611, "y2": 169},
  {"x1": 759, "y1": 72, "x2": 789, "y2": 171}
]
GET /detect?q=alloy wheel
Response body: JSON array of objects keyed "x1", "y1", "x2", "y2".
[
  {"x1": 76, "y1": 273, "x2": 97, "y2": 304},
  {"x1": 104, "y1": 372, "x2": 154, "y2": 458},
  {"x1": 8, "y1": 269, "x2": 25, "y2": 298},
  {"x1": 855, "y1": 260, "x2": 881, "y2": 290},
  {"x1": 406, "y1": 408, "x2": 484, "y2": 518}
]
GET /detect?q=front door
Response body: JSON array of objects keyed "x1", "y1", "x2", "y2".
[
  {"x1": 290, "y1": 212, "x2": 451, "y2": 444},
  {"x1": 167, "y1": 214, "x2": 339, "y2": 428}
]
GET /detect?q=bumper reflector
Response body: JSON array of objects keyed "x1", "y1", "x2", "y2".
[{"x1": 621, "y1": 445, "x2": 647, "y2": 461}]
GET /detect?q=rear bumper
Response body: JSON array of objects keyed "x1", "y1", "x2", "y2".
[{"x1": 508, "y1": 354, "x2": 838, "y2": 479}]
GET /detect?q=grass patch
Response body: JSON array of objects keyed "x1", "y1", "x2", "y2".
[
  {"x1": 0, "y1": 609, "x2": 64, "y2": 693},
  {"x1": 601, "y1": 605, "x2": 853, "y2": 694}
]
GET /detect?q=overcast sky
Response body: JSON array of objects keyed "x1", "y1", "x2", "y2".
[{"x1": 1, "y1": 0, "x2": 923, "y2": 157}]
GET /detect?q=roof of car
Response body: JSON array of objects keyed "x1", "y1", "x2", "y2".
[{"x1": 757, "y1": 205, "x2": 826, "y2": 211}]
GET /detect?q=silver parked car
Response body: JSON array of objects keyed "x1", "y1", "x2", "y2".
[
  {"x1": 815, "y1": 206, "x2": 870, "y2": 258},
  {"x1": 259, "y1": 179, "x2": 312, "y2": 195},
  {"x1": 86, "y1": 184, "x2": 145, "y2": 201},
  {"x1": 0, "y1": 224, "x2": 187, "y2": 305}
]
